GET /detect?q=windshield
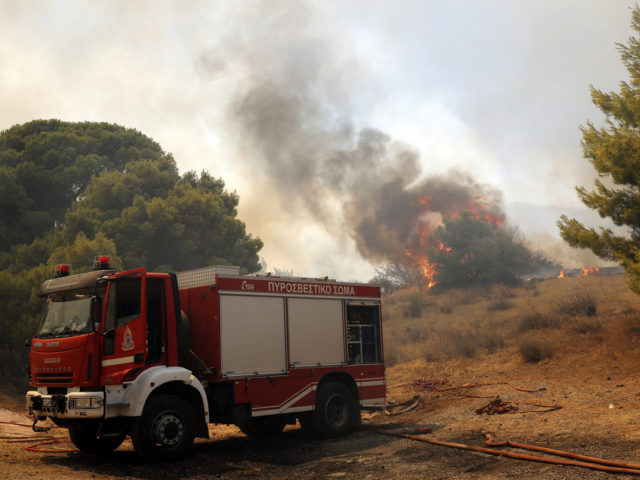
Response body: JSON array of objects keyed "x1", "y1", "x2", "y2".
[{"x1": 37, "y1": 290, "x2": 95, "y2": 338}]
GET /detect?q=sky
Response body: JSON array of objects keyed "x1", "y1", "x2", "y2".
[{"x1": 0, "y1": 0, "x2": 636, "y2": 279}]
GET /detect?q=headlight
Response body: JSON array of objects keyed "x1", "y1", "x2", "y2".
[{"x1": 69, "y1": 397, "x2": 102, "y2": 409}]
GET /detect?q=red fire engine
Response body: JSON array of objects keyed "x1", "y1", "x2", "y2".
[{"x1": 26, "y1": 257, "x2": 385, "y2": 460}]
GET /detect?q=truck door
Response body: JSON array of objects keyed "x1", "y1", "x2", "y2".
[{"x1": 100, "y1": 267, "x2": 147, "y2": 385}]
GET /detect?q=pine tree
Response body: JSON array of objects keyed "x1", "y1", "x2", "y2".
[{"x1": 558, "y1": 6, "x2": 640, "y2": 293}]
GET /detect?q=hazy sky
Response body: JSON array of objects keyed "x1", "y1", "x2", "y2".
[{"x1": 0, "y1": 1, "x2": 635, "y2": 278}]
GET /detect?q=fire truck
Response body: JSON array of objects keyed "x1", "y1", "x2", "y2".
[{"x1": 25, "y1": 257, "x2": 385, "y2": 460}]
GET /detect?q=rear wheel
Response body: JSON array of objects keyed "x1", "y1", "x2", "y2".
[
  {"x1": 68, "y1": 429, "x2": 125, "y2": 454},
  {"x1": 311, "y1": 381, "x2": 360, "y2": 437},
  {"x1": 131, "y1": 395, "x2": 195, "y2": 461}
]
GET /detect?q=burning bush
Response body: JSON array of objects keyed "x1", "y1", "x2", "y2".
[{"x1": 426, "y1": 212, "x2": 534, "y2": 290}]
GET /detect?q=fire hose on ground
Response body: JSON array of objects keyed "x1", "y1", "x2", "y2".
[
  {"x1": 384, "y1": 378, "x2": 562, "y2": 416},
  {"x1": 0, "y1": 418, "x2": 77, "y2": 453},
  {"x1": 376, "y1": 428, "x2": 640, "y2": 476}
]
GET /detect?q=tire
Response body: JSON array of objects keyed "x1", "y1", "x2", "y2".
[
  {"x1": 239, "y1": 416, "x2": 286, "y2": 437},
  {"x1": 68, "y1": 429, "x2": 126, "y2": 454},
  {"x1": 131, "y1": 394, "x2": 195, "y2": 462},
  {"x1": 311, "y1": 381, "x2": 360, "y2": 438}
]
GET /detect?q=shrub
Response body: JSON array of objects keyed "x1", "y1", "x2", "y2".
[
  {"x1": 478, "y1": 333, "x2": 505, "y2": 354},
  {"x1": 450, "y1": 288, "x2": 481, "y2": 305},
  {"x1": 488, "y1": 298, "x2": 515, "y2": 311},
  {"x1": 518, "y1": 312, "x2": 554, "y2": 332},
  {"x1": 520, "y1": 338, "x2": 553, "y2": 363},
  {"x1": 491, "y1": 284, "x2": 517, "y2": 299},
  {"x1": 438, "y1": 297, "x2": 455, "y2": 314},
  {"x1": 404, "y1": 326, "x2": 428, "y2": 342},
  {"x1": 556, "y1": 290, "x2": 597, "y2": 317},
  {"x1": 440, "y1": 331, "x2": 478, "y2": 359},
  {"x1": 404, "y1": 290, "x2": 424, "y2": 318}
]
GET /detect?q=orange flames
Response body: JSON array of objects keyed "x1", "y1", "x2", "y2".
[
  {"x1": 557, "y1": 267, "x2": 600, "y2": 279},
  {"x1": 405, "y1": 196, "x2": 504, "y2": 288}
]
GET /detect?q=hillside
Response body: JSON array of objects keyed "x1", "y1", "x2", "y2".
[
  {"x1": 383, "y1": 272, "x2": 638, "y2": 369},
  {"x1": 2, "y1": 273, "x2": 640, "y2": 478}
]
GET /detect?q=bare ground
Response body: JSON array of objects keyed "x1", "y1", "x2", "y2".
[{"x1": 3, "y1": 280, "x2": 640, "y2": 478}]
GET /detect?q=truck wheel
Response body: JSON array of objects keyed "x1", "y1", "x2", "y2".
[
  {"x1": 68, "y1": 429, "x2": 126, "y2": 454},
  {"x1": 311, "y1": 381, "x2": 360, "y2": 438},
  {"x1": 240, "y1": 416, "x2": 286, "y2": 437},
  {"x1": 131, "y1": 394, "x2": 195, "y2": 461}
]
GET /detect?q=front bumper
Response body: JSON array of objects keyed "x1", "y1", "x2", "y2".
[{"x1": 26, "y1": 390, "x2": 105, "y2": 419}]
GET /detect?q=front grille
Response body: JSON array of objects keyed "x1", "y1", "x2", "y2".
[{"x1": 36, "y1": 373, "x2": 73, "y2": 384}]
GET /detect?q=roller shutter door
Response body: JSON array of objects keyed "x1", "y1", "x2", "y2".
[
  {"x1": 288, "y1": 298, "x2": 344, "y2": 367},
  {"x1": 220, "y1": 295, "x2": 286, "y2": 376}
]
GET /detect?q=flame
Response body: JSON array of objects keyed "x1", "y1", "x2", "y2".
[
  {"x1": 438, "y1": 242, "x2": 452, "y2": 253},
  {"x1": 557, "y1": 271, "x2": 565, "y2": 278},
  {"x1": 457, "y1": 197, "x2": 505, "y2": 227},
  {"x1": 406, "y1": 250, "x2": 438, "y2": 288},
  {"x1": 582, "y1": 267, "x2": 600, "y2": 276}
]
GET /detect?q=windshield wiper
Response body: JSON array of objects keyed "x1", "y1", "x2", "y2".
[{"x1": 36, "y1": 333, "x2": 55, "y2": 339}]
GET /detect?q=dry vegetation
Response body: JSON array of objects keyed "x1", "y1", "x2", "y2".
[{"x1": 382, "y1": 274, "x2": 638, "y2": 367}]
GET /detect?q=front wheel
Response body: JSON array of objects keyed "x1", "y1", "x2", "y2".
[
  {"x1": 310, "y1": 381, "x2": 360, "y2": 438},
  {"x1": 131, "y1": 395, "x2": 195, "y2": 461},
  {"x1": 68, "y1": 429, "x2": 126, "y2": 454}
]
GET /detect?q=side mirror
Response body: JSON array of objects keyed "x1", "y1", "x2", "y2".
[{"x1": 25, "y1": 338, "x2": 32, "y2": 347}]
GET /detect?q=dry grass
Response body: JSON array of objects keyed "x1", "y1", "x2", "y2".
[
  {"x1": 571, "y1": 317, "x2": 602, "y2": 334},
  {"x1": 518, "y1": 311, "x2": 555, "y2": 332},
  {"x1": 382, "y1": 274, "x2": 637, "y2": 367},
  {"x1": 0, "y1": 391, "x2": 22, "y2": 410},
  {"x1": 488, "y1": 297, "x2": 515, "y2": 311},
  {"x1": 438, "y1": 297, "x2": 456, "y2": 314},
  {"x1": 490, "y1": 284, "x2": 517, "y2": 299}
]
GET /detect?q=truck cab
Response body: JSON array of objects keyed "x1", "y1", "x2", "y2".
[{"x1": 26, "y1": 257, "x2": 208, "y2": 459}]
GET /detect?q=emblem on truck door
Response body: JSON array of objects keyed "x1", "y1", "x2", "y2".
[{"x1": 122, "y1": 325, "x2": 135, "y2": 351}]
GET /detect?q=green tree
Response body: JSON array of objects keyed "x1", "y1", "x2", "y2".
[
  {"x1": 558, "y1": 7, "x2": 640, "y2": 293},
  {"x1": 0, "y1": 120, "x2": 165, "y2": 251},
  {"x1": 64, "y1": 164, "x2": 262, "y2": 272},
  {"x1": 429, "y1": 212, "x2": 533, "y2": 289}
]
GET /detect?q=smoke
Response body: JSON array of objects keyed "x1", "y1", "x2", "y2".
[{"x1": 196, "y1": 1, "x2": 505, "y2": 265}]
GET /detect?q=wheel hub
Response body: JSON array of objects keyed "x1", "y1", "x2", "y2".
[
  {"x1": 152, "y1": 413, "x2": 184, "y2": 446},
  {"x1": 326, "y1": 394, "x2": 348, "y2": 427}
]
